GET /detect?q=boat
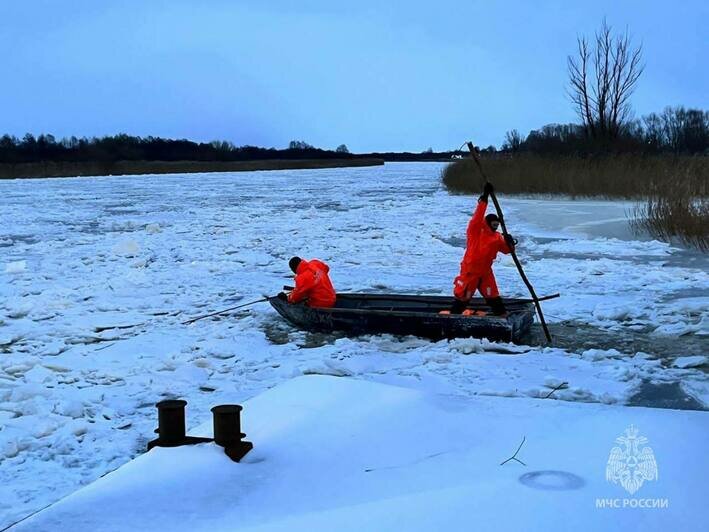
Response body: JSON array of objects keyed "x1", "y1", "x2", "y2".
[{"x1": 268, "y1": 293, "x2": 535, "y2": 342}]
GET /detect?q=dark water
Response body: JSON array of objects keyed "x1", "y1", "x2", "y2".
[
  {"x1": 627, "y1": 381, "x2": 705, "y2": 411},
  {"x1": 524, "y1": 322, "x2": 708, "y2": 359},
  {"x1": 526, "y1": 322, "x2": 708, "y2": 411}
]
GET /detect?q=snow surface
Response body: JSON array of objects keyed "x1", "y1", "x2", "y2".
[
  {"x1": 17, "y1": 376, "x2": 709, "y2": 531},
  {"x1": 1, "y1": 163, "x2": 707, "y2": 527},
  {"x1": 673, "y1": 356, "x2": 708, "y2": 369}
]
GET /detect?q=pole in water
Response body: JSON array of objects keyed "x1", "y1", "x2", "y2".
[
  {"x1": 465, "y1": 142, "x2": 553, "y2": 343},
  {"x1": 182, "y1": 297, "x2": 271, "y2": 325}
]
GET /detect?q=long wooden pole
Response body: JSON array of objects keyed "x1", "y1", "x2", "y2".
[
  {"x1": 181, "y1": 297, "x2": 270, "y2": 325},
  {"x1": 466, "y1": 142, "x2": 552, "y2": 343}
]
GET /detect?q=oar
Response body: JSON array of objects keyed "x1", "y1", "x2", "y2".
[
  {"x1": 465, "y1": 142, "x2": 553, "y2": 343},
  {"x1": 517, "y1": 293, "x2": 560, "y2": 304},
  {"x1": 181, "y1": 297, "x2": 272, "y2": 325}
]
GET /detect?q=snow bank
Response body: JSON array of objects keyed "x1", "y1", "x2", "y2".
[{"x1": 18, "y1": 376, "x2": 709, "y2": 531}]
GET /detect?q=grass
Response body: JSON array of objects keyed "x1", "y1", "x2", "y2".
[
  {"x1": 0, "y1": 158, "x2": 384, "y2": 179},
  {"x1": 630, "y1": 163, "x2": 709, "y2": 251},
  {"x1": 441, "y1": 154, "x2": 709, "y2": 250}
]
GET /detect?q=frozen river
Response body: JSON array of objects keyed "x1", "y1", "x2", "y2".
[{"x1": 1, "y1": 162, "x2": 707, "y2": 526}]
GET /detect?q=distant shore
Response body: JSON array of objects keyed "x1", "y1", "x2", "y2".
[{"x1": 0, "y1": 158, "x2": 385, "y2": 179}]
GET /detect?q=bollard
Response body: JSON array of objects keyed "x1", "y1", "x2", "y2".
[
  {"x1": 147, "y1": 399, "x2": 212, "y2": 451},
  {"x1": 156, "y1": 399, "x2": 187, "y2": 445},
  {"x1": 211, "y1": 404, "x2": 253, "y2": 462},
  {"x1": 212, "y1": 405, "x2": 243, "y2": 446}
]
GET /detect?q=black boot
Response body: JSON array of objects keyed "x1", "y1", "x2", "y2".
[
  {"x1": 450, "y1": 298, "x2": 468, "y2": 314},
  {"x1": 486, "y1": 297, "x2": 507, "y2": 316}
]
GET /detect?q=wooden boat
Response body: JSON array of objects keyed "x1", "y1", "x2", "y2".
[{"x1": 268, "y1": 293, "x2": 535, "y2": 342}]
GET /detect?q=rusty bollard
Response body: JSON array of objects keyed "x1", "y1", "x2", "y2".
[{"x1": 212, "y1": 405, "x2": 253, "y2": 462}]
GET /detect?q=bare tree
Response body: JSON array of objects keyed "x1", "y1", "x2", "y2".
[
  {"x1": 288, "y1": 140, "x2": 314, "y2": 150},
  {"x1": 502, "y1": 129, "x2": 523, "y2": 152},
  {"x1": 567, "y1": 19, "x2": 644, "y2": 145}
]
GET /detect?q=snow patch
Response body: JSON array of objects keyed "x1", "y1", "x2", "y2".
[
  {"x1": 4, "y1": 260, "x2": 27, "y2": 274},
  {"x1": 673, "y1": 356, "x2": 708, "y2": 369},
  {"x1": 592, "y1": 303, "x2": 639, "y2": 321},
  {"x1": 112, "y1": 240, "x2": 140, "y2": 257},
  {"x1": 302, "y1": 359, "x2": 354, "y2": 377},
  {"x1": 653, "y1": 321, "x2": 695, "y2": 336}
]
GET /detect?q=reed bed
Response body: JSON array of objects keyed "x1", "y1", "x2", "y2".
[{"x1": 442, "y1": 154, "x2": 708, "y2": 250}]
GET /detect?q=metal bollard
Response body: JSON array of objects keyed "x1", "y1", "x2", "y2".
[
  {"x1": 147, "y1": 399, "x2": 212, "y2": 451},
  {"x1": 212, "y1": 405, "x2": 243, "y2": 446},
  {"x1": 211, "y1": 404, "x2": 253, "y2": 462},
  {"x1": 156, "y1": 399, "x2": 187, "y2": 445}
]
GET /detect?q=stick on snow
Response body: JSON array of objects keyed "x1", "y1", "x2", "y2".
[{"x1": 500, "y1": 436, "x2": 527, "y2": 466}]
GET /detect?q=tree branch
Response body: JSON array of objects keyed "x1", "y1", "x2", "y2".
[{"x1": 500, "y1": 436, "x2": 527, "y2": 466}]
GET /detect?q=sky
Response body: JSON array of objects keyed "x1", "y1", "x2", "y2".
[{"x1": 1, "y1": 0, "x2": 707, "y2": 152}]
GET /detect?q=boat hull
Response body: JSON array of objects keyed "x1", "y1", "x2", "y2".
[{"x1": 269, "y1": 293, "x2": 534, "y2": 342}]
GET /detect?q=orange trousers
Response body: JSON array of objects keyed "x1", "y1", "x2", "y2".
[{"x1": 453, "y1": 270, "x2": 500, "y2": 301}]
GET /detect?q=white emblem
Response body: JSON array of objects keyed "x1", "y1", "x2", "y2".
[{"x1": 606, "y1": 425, "x2": 658, "y2": 495}]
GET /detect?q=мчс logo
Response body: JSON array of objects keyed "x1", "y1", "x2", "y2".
[{"x1": 605, "y1": 425, "x2": 658, "y2": 495}]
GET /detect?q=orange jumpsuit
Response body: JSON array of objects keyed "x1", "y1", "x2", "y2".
[
  {"x1": 454, "y1": 199, "x2": 511, "y2": 301},
  {"x1": 288, "y1": 259, "x2": 337, "y2": 308}
]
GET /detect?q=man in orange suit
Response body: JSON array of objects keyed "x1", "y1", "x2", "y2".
[
  {"x1": 278, "y1": 256, "x2": 337, "y2": 308},
  {"x1": 450, "y1": 182, "x2": 516, "y2": 316}
]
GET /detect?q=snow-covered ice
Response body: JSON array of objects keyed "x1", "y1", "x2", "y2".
[
  {"x1": 16, "y1": 376, "x2": 709, "y2": 531},
  {"x1": 3, "y1": 261, "x2": 27, "y2": 274},
  {"x1": 1, "y1": 163, "x2": 707, "y2": 528},
  {"x1": 672, "y1": 356, "x2": 707, "y2": 369}
]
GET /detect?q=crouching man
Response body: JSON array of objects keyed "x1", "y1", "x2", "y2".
[{"x1": 278, "y1": 256, "x2": 336, "y2": 308}]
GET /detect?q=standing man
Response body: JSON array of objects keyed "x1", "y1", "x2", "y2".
[
  {"x1": 450, "y1": 183, "x2": 516, "y2": 316},
  {"x1": 279, "y1": 256, "x2": 337, "y2": 308}
]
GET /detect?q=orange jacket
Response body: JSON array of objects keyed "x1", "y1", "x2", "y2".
[
  {"x1": 460, "y1": 199, "x2": 511, "y2": 276},
  {"x1": 288, "y1": 259, "x2": 337, "y2": 308}
]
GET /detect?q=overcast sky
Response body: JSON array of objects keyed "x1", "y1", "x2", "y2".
[{"x1": 1, "y1": 0, "x2": 706, "y2": 152}]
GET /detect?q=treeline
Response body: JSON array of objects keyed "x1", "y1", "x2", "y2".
[
  {"x1": 0, "y1": 134, "x2": 455, "y2": 164},
  {"x1": 498, "y1": 106, "x2": 708, "y2": 156},
  {"x1": 0, "y1": 134, "x2": 367, "y2": 164}
]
